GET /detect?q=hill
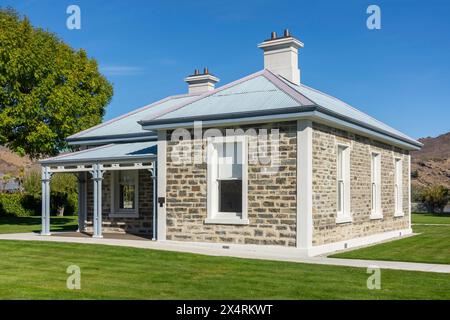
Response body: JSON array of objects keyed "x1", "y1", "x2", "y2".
[
  {"x1": 0, "y1": 146, "x2": 38, "y2": 176},
  {"x1": 412, "y1": 132, "x2": 450, "y2": 188}
]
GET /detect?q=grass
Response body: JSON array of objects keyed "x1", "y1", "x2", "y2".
[
  {"x1": 330, "y1": 213, "x2": 450, "y2": 264},
  {"x1": 412, "y1": 212, "x2": 450, "y2": 225},
  {"x1": 0, "y1": 240, "x2": 448, "y2": 300},
  {"x1": 0, "y1": 216, "x2": 78, "y2": 234}
]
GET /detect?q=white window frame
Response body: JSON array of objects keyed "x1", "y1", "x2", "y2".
[
  {"x1": 370, "y1": 152, "x2": 383, "y2": 219},
  {"x1": 205, "y1": 135, "x2": 249, "y2": 225},
  {"x1": 109, "y1": 170, "x2": 139, "y2": 218},
  {"x1": 336, "y1": 143, "x2": 352, "y2": 224},
  {"x1": 394, "y1": 157, "x2": 404, "y2": 217}
]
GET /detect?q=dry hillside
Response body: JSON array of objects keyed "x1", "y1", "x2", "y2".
[
  {"x1": 411, "y1": 132, "x2": 450, "y2": 188},
  {"x1": 0, "y1": 146, "x2": 38, "y2": 176}
]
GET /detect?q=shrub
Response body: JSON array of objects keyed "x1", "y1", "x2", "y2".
[
  {"x1": 421, "y1": 185, "x2": 450, "y2": 214},
  {"x1": 0, "y1": 193, "x2": 35, "y2": 217}
]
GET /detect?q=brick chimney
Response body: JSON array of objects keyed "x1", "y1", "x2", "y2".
[
  {"x1": 184, "y1": 67, "x2": 220, "y2": 94},
  {"x1": 257, "y1": 29, "x2": 304, "y2": 85}
]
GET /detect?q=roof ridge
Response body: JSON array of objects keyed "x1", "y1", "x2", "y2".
[
  {"x1": 139, "y1": 70, "x2": 268, "y2": 124},
  {"x1": 262, "y1": 70, "x2": 317, "y2": 106},
  {"x1": 214, "y1": 89, "x2": 278, "y2": 97},
  {"x1": 69, "y1": 93, "x2": 199, "y2": 139}
]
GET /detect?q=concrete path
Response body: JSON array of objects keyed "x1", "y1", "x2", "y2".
[{"x1": 0, "y1": 232, "x2": 449, "y2": 274}]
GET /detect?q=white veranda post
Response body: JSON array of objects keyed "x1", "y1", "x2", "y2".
[
  {"x1": 91, "y1": 164, "x2": 105, "y2": 238},
  {"x1": 41, "y1": 166, "x2": 52, "y2": 236},
  {"x1": 150, "y1": 160, "x2": 157, "y2": 241}
]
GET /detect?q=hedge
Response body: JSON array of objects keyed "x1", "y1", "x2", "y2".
[{"x1": 0, "y1": 193, "x2": 40, "y2": 217}]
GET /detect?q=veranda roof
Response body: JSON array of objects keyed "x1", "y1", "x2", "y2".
[
  {"x1": 66, "y1": 93, "x2": 199, "y2": 144},
  {"x1": 40, "y1": 142, "x2": 157, "y2": 165}
]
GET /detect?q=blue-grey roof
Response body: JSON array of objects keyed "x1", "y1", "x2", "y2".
[
  {"x1": 139, "y1": 69, "x2": 421, "y2": 149},
  {"x1": 284, "y1": 80, "x2": 415, "y2": 143},
  {"x1": 155, "y1": 74, "x2": 304, "y2": 120},
  {"x1": 67, "y1": 94, "x2": 198, "y2": 143},
  {"x1": 40, "y1": 142, "x2": 157, "y2": 165}
]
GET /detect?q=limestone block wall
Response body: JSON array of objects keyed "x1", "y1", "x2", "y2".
[
  {"x1": 311, "y1": 123, "x2": 410, "y2": 246},
  {"x1": 85, "y1": 169, "x2": 153, "y2": 235},
  {"x1": 164, "y1": 122, "x2": 298, "y2": 246}
]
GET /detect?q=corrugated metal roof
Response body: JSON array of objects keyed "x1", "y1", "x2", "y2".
[
  {"x1": 140, "y1": 69, "x2": 419, "y2": 148},
  {"x1": 66, "y1": 68, "x2": 420, "y2": 150},
  {"x1": 283, "y1": 79, "x2": 415, "y2": 142},
  {"x1": 41, "y1": 142, "x2": 156, "y2": 164},
  {"x1": 156, "y1": 75, "x2": 300, "y2": 120},
  {"x1": 68, "y1": 94, "x2": 198, "y2": 141}
]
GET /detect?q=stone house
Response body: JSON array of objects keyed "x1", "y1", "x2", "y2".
[{"x1": 39, "y1": 30, "x2": 422, "y2": 256}]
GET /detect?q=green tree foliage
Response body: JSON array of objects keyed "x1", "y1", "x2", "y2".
[
  {"x1": 0, "y1": 8, "x2": 113, "y2": 158},
  {"x1": 50, "y1": 173, "x2": 78, "y2": 216},
  {"x1": 420, "y1": 185, "x2": 450, "y2": 214},
  {"x1": 22, "y1": 169, "x2": 40, "y2": 197},
  {"x1": 411, "y1": 184, "x2": 425, "y2": 203},
  {"x1": 23, "y1": 170, "x2": 78, "y2": 216}
]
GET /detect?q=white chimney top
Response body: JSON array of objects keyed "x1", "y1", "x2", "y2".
[
  {"x1": 184, "y1": 68, "x2": 220, "y2": 94},
  {"x1": 257, "y1": 29, "x2": 304, "y2": 85}
]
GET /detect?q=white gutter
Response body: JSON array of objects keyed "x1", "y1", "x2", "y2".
[{"x1": 141, "y1": 110, "x2": 421, "y2": 151}]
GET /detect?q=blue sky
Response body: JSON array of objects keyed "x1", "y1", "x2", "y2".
[{"x1": 4, "y1": 0, "x2": 450, "y2": 139}]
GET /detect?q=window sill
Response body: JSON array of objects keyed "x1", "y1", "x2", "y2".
[
  {"x1": 394, "y1": 212, "x2": 405, "y2": 217},
  {"x1": 370, "y1": 214, "x2": 383, "y2": 220},
  {"x1": 335, "y1": 216, "x2": 353, "y2": 224},
  {"x1": 109, "y1": 212, "x2": 139, "y2": 218},
  {"x1": 204, "y1": 218, "x2": 249, "y2": 225}
]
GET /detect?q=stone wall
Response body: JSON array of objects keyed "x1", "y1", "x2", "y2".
[
  {"x1": 165, "y1": 122, "x2": 297, "y2": 246},
  {"x1": 85, "y1": 169, "x2": 153, "y2": 235},
  {"x1": 311, "y1": 123, "x2": 410, "y2": 246}
]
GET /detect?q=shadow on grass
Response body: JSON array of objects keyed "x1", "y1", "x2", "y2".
[
  {"x1": 414, "y1": 212, "x2": 450, "y2": 217},
  {"x1": 0, "y1": 215, "x2": 78, "y2": 233}
]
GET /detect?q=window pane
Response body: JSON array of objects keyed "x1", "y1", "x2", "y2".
[
  {"x1": 338, "y1": 180, "x2": 344, "y2": 213},
  {"x1": 371, "y1": 182, "x2": 376, "y2": 211},
  {"x1": 371, "y1": 154, "x2": 376, "y2": 182},
  {"x1": 119, "y1": 185, "x2": 135, "y2": 209},
  {"x1": 337, "y1": 146, "x2": 345, "y2": 180},
  {"x1": 118, "y1": 171, "x2": 135, "y2": 210},
  {"x1": 396, "y1": 160, "x2": 402, "y2": 184},
  {"x1": 395, "y1": 159, "x2": 402, "y2": 212},
  {"x1": 217, "y1": 142, "x2": 242, "y2": 179},
  {"x1": 219, "y1": 180, "x2": 242, "y2": 213}
]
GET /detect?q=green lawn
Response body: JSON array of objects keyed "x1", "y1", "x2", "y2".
[
  {"x1": 0, "y1": 240, "x2": 448, "y2": 300},
  {"x1": 412, "y1": 212, "x2": 450, "y2": 225},
  {"x1": 0, "y1": 216, "x2": 78, "y2": 234},
  {"x1": 330, "y1": 213, "x2": 450, "y2": 264}
]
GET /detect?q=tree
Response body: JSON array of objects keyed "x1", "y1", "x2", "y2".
[
  {"x1": 17, "y1": 166, "x2": 25, "y2": 192},
  {"x1": 23, "y1": 170, "x2": 78, "y2": 216},
  {"x1": 421, "y1": 185, "x2": 450, "y2": 214},
  {"x1": 22, "y1": 169, "x2": 41, "y2": 197},
  {"x1": 0, "y1": 8, "x2": 113, "y2": 158}
]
